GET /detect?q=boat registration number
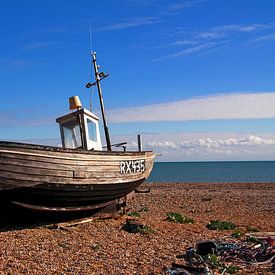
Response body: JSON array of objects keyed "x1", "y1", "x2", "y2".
[{"x1": 120, "y1": 159, "x2": 146, "y2": 174}]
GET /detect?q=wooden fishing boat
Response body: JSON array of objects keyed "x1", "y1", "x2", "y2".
[
  {"x1": 0, "y1": 141, "x2": 154, "y2": 212},
  {"x1": 0, "y1": 52, "x2": 155, "y2": 212}
]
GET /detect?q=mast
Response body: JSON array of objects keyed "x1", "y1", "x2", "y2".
[{"x1": 91, "y1": 52, "x2": 112, "y2": 151}]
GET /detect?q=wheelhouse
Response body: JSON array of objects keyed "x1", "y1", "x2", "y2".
[{"x1": 56, "y1": 107, "x2": 102, "y2": 151}]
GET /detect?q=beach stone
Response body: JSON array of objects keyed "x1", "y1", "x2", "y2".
[{"x1": 122, "y1": 218, "x2": 146, "y2": 233}]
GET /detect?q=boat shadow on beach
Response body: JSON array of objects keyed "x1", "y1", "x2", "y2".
[{"x1": 0, "y1": 196, "x2": 116, "y2": 232}]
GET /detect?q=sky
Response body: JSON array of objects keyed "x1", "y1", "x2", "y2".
[{"x1": 0, "y1": 0, "x2": 275, "y2": 161}]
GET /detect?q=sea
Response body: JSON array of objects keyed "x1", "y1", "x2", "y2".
[{"x1": 147, "y1": 161, "x2": 275, "y2": 183}]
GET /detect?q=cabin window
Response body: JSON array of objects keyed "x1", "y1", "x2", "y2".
[
  {"x1": 87, "y1": 119, "x2": 97, "y2": 142},
  {"x1": 62, "y1": 119, "x2": 82, "y2": 149}
]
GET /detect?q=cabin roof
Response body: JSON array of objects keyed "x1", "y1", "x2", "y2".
[{"x1": 56, "y1": 108, "x2": 100, "y2": 123}]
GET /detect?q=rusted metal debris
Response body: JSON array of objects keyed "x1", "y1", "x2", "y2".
[
  {"x1": 246, "y1": 232, "x2": 275, "y2": 240},
  {"x1": 166, "y1": 234, "x2": 275, "y2": 274}
]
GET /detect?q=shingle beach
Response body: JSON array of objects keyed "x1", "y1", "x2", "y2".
[{"x1": 0, "y1": 182, "x2": 274, "y2": 274}]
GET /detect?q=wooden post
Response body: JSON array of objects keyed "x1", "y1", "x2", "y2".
[
  {"x1": 92, "y1": 52, "x2": 112, "y2": 151},
  {"x1": 137, "y1": 134, "x2": 142, "y2": 152}
]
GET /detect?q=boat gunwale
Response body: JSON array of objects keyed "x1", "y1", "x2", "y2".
[
  {"x1": 0, "y1": 141, "x2": 154, "y2": 156},
  {"x1": 0, "y1": 150, "x2": 155, "y2": 162}
]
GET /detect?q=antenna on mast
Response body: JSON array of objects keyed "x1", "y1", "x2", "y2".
[{"x1": 89, "y1": 19, "x2": 93, "y2": 54}]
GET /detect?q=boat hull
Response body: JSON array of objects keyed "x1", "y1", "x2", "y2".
[{"x1": 0, "y1": 141, "x2": 155, "y2": 211}]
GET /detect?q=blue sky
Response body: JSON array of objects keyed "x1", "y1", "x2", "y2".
[{"x1": 1, "y1": 0, "x2": 275, "y2": 161}]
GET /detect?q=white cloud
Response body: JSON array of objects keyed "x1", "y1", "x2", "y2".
[
  {"x1": 0, "y1": 106, "x2": 58, "y2": 128},
  {"x1": 110, "y1": 133, "x2": 275, "y2": 161},
  {"x1": 180, "y1": 135, "x2": 275, "y2": 150},
  {"x1": 0, "y1": 112, "x2": 15, "y2": 125},
  {"x1": 126, "y1": 0, "x2": 206, "y2": 10},
  {"x1": 178, "y1": 135, "x2": 275, "y2": 160},
  {"x1": 95, "y1": 17, "x2": 163, "y2": 32},
  {"x1": 108, "y1": 92, "x2": 275, "y2": 123},
  {"x1": 154, "y1": 23, "x2": 275, "y2": 59},
  {"x1": 23, "y1": 42, "x2": 62, "y2": 50},
  {"x1": 9, "y1": 138, "x2": 61, "y2": 147},
  {"x1": 155, "y1": 42, "x2": 217, "y2": 60},
  {"x1": 253, "y1": 33, "x2": 275, "y2": 42},
  {"x1": 3, "y1": 58, "x2": 50, "y2": 69},
  {"x1": 172, "y1": 40, "x2": 198, "y2": 46},
  {"x1": 239, "y1": 135, "x2": 275, "y2": 145},
  {"x1": 147, "y1": 141, "x2": 177, "y2": 149},
  {"x1": 167, "y1": 3, "x2": 193, "y2": 11},
  {"x1": 8, "y1": 59, "x2": 37, "y2": 68},
  {"x1": 24, "y1": 117, "x2": 55, "y2": 127},
  {"x1": 196, "y1": 23, "x2": 274, "y2": 39},
  {"x1": 196, "y1": 31, "x2": 224, "y2": 39}
]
